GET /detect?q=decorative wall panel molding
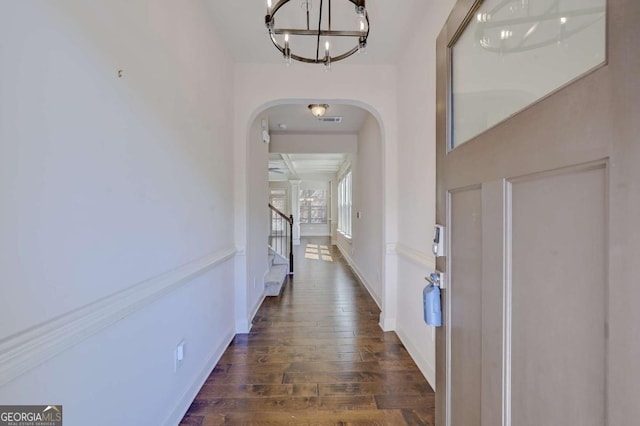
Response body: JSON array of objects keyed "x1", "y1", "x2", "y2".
[{"x1": 0, "y1": 247, "x2": 236, "y2": 387}]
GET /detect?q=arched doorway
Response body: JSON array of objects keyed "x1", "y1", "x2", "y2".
[{"x1": 235, "y1": 98, "x2": 396, "y2": 335}]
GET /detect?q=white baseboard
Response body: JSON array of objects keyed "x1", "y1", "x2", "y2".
[
  {"x1": 235, "y1": 319, "x2": 251, "y2": 334},
  {"x1": 237, "y1": 289, "x2": 266, "y2": 333},
  {"x1": 163, "y1": 329, "x2": 235, "y2": 426},
  {"x1": 336, "y1": 242, "x2": 381, "y2": 310},
  {"x1": 249, "y1": 292, "x2": 266, "y2": 328},
  {"x1": 395, "y1": 326, "x2": 436, "y2": 391},
  {"x1": 379, "y1": 316, "x2": 396, "y2": 331}
]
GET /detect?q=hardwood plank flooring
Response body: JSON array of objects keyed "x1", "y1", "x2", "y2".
[{"x1": 180, "y1": 237, "x2": 434, "y2": 425}]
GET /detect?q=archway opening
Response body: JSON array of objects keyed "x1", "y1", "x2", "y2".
[{"x1": 242, "y1": 99, "x2": 388, "y2": 330}]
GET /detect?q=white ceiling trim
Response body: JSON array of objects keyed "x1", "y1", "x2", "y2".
[{"x1": 280, "y1": 154, "x2": 297, "y2": 175}]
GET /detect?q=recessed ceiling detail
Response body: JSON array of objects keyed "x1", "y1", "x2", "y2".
[{"x1": 269, "y1": 153, "x2": 348, "y2": 179}]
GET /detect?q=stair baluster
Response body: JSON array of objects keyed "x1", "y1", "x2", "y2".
[{"x1": 268, "y1": 203, "x2": 293, "y2": 275}]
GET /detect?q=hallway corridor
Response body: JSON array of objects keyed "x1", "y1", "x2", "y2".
[{"x1": 180, "y1": 238, "x2": 435, "y2": 425}]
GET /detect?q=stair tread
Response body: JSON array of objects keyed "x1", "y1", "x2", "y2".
[
  {"x1": 264, "y1": 264, "x2": 288, "y2": 296},
  {"x1": 265, "y1": 264, "x2": 288, "y2": 282},
  {"x1": 272, "y1": 253, "x2": 289, "y2": 266}
]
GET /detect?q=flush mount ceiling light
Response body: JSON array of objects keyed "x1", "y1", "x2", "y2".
[
  {"x1": 265, "y1": 0, "x2": 369, "y2": 69},
  {"x1": 308, "y1": 104, "x2": 329, "y2": 117}
]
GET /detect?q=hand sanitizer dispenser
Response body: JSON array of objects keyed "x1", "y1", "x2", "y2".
[{"x1": 423, "y1": 277, "x2": 442, "y2": 327}]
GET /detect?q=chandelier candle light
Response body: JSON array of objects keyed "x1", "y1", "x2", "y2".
[{"x1": 265, "y1": 0, "x2": 369, "y2": 68}]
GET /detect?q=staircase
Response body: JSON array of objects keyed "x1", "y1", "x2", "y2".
[
  {"x1": 266, "y1": 203, "x2": 293, "y2": 296},
  {"x1": 265, "y1": 248, "x2": 290, "y2": 296}
]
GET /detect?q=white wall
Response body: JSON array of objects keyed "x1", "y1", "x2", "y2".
[
  {"x1": 238, "y1": 117, "x2": 270, "y2": 332},
  {"x1": 394, "y1": 0, "x2": 457, "y2": 389},
  {"x1": 270, "y1": 133, "x2": 358, "y2": 154},
  {"x1": 337, "y1": 115, "x2": 383, "y2": 306},
  {"x1": 234, "y1": 63, "x2": 399, "y2": 331},
  {"x1": 0, "y1": 1, "x2": 236, "y2": 424},
  {"x1": 300, "y1": 224, "x2": 330, "y2": 237}
]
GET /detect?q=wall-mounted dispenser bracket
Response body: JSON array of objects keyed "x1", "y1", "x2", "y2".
[
  {"x1": 425, "y1": 271, "x2": 445, "y2": 289},
  {"x1": 432, "y1": 225, "x2": 446, "y2": 257}
]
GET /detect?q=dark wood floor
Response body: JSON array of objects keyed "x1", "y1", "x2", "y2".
[{"x1": 180, "y1": 237, "x2": 435, "y2": 425}]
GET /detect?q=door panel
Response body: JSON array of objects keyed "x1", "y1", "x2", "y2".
[
  {"x1": 435, "y1": 1, "x2": 640, "y2": 425},
  {"x1": 510, "y1": 164, "x2": 607, "y2": 426},
  {"x1": 449, "y1": 187, "x2": 482, "y2": 426},
  {"x1": 480, "y1": 181, "x2": 506, "y2": 426}
]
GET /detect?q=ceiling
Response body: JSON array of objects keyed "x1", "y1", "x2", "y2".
[
  {"x1": 267, "y1": 103, "x2": 368, "y2": 133},
  {"x1": 266, "y1": 103, "x2": 365, "y2": 180},
  {"x1": 269, "y1": 153, "x2": 348, "y2": 179},
  {"x1": 204, "y1": 0, "x2": 431, "y2": 65},
  {"x1": 227, "y1": 0, "x2": 398, "y2": 181}
]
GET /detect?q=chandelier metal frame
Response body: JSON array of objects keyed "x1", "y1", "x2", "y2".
[{"x1": 265, "y1": 0, "x2": 369, "y2": 65}]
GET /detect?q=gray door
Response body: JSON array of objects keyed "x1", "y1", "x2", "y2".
[{"x1": 435, "y1": 0, "x2": 640, "y2": 425}]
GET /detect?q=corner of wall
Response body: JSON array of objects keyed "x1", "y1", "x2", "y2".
[{"x1": 379, "y1": 316, "x2": 397, "y2": 331}]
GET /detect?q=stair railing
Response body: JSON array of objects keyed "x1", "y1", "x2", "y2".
[{"x1": 268, "y1": 203, "x2": 294, "y2": 275}]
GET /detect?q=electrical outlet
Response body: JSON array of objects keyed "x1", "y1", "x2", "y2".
[{"x1": 174, "y1": 340, "x2": 185, "y2": 372}]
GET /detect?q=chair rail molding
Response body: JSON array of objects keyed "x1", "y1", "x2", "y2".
[
  {"x1": 0, "y1": 247, "x2": 237, "y2": 387},
  {"x1": 395, "y1": 243, "x2": 436, "y2": 270}
]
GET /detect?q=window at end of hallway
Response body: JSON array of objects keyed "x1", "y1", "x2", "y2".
[
  {"x1": 338, "y1": 170, "x2": 352, "y2": 238},
  {"x1": 299, "y1": 189, "x2": 328, "y2": 224}
]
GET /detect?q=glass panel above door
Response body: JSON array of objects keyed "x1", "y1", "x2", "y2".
[{"x1": 450, "y1": 0, "x2": 606, "y2": 149}]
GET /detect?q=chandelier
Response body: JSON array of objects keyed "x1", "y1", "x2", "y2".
[{"x1": 265, "y1": 0, "x2": 369, "y2": 68}]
